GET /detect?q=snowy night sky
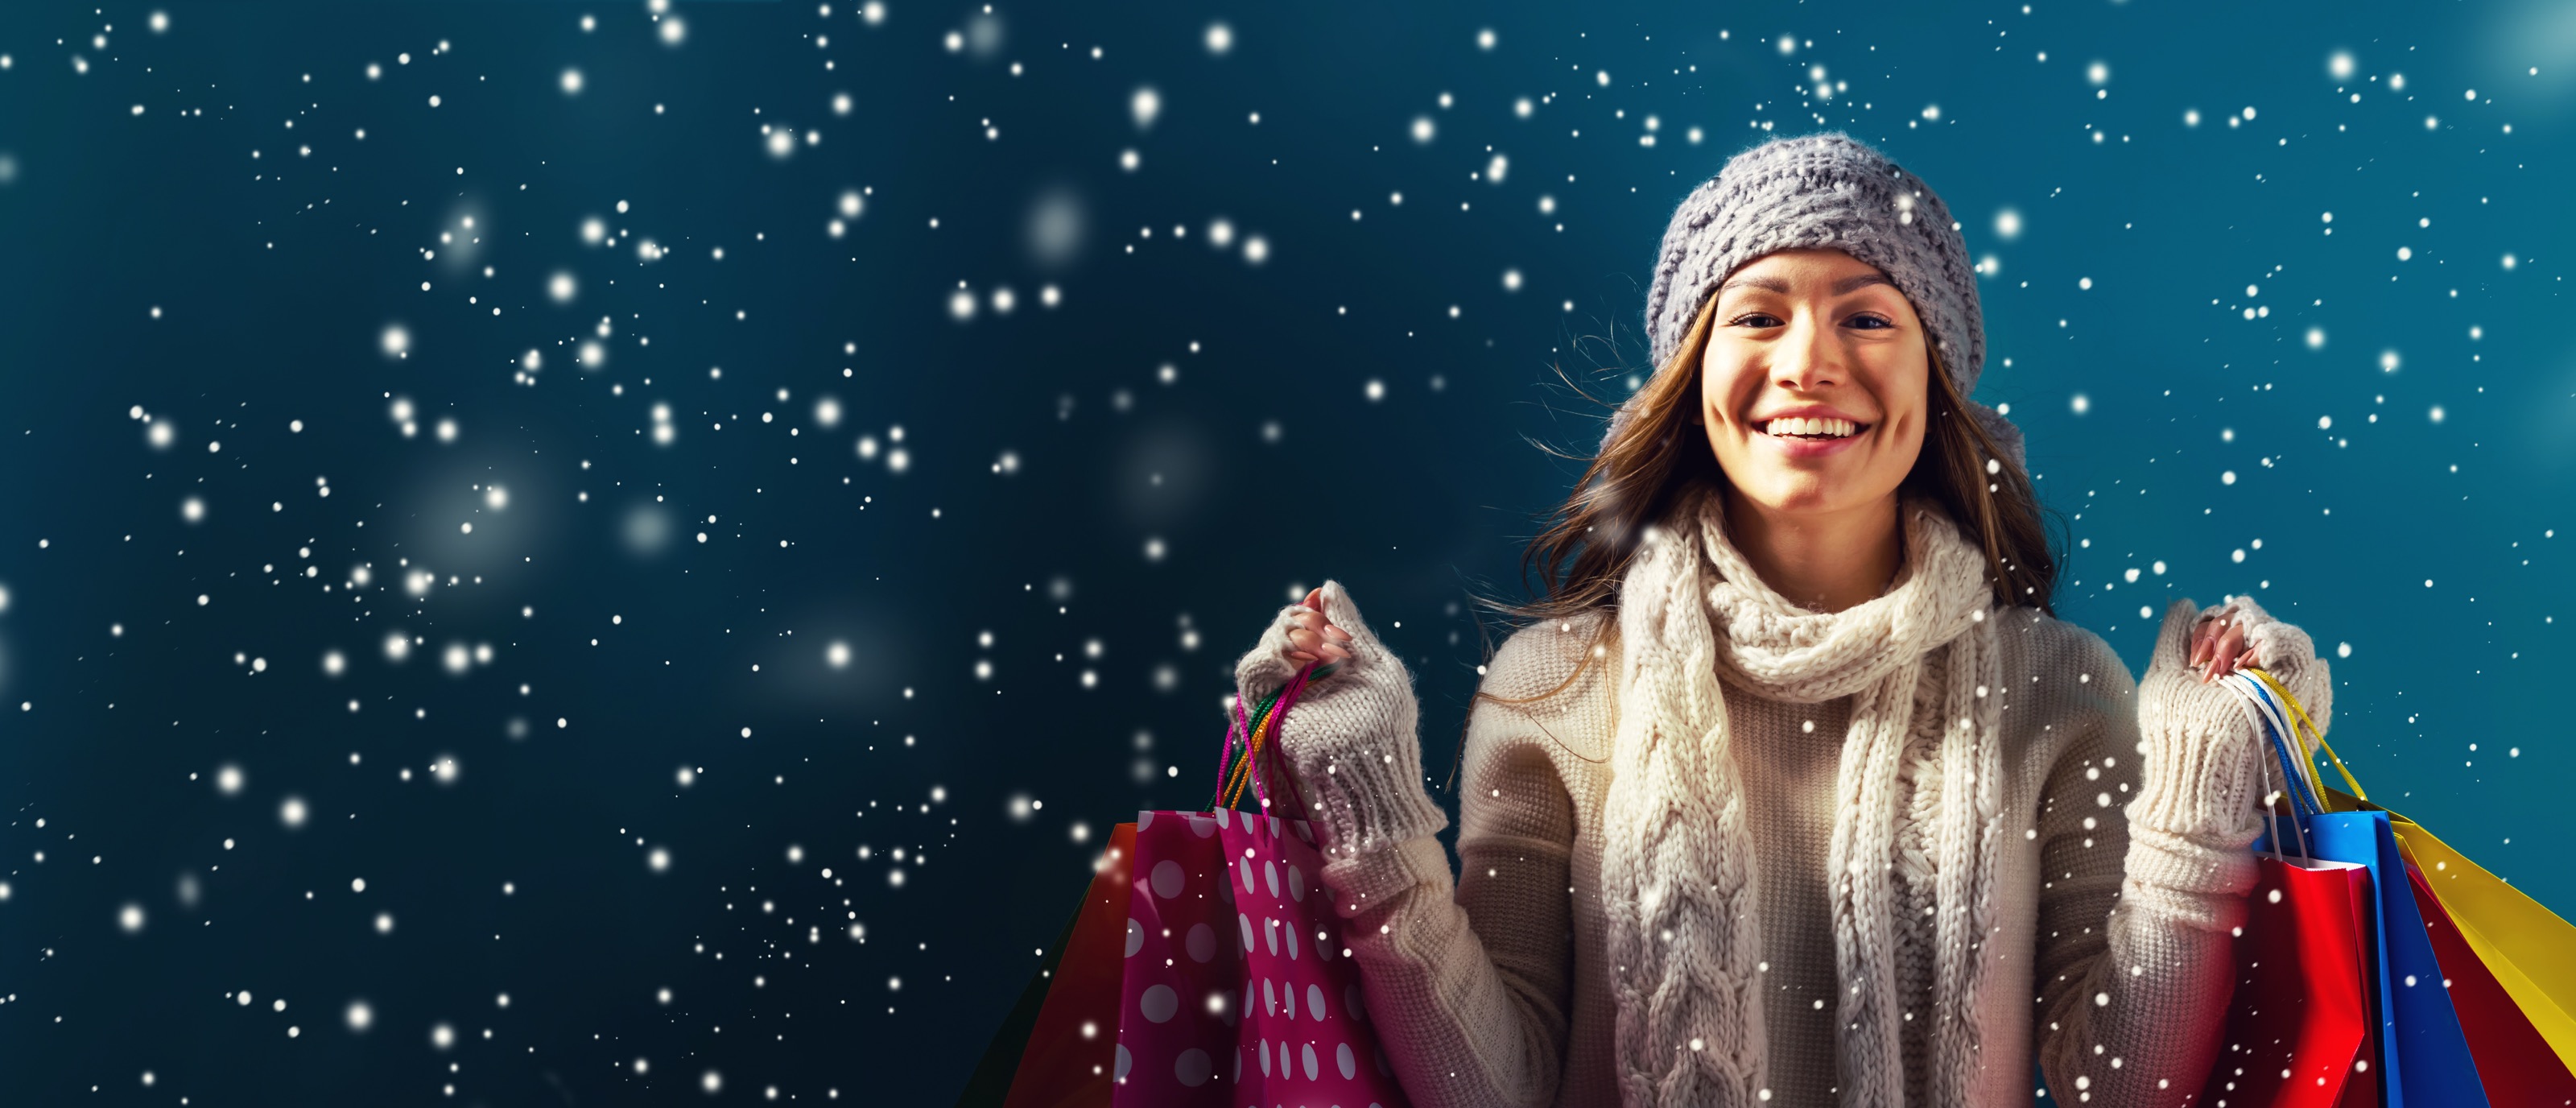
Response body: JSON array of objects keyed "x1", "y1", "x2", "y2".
[{"x1": 1, "y1": 0, "x2": 2572, "y2": 1102}]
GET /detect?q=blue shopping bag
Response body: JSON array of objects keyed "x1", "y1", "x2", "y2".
[
  {"x1": 2237, "y1": 674, "x2": 2487, "y2": 1107},
  {"x1": 2304, "y1": 812, "x2": 2487, "y2": 1106}
]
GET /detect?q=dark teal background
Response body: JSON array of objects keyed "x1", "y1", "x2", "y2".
[{"x1": 1, "y1": 1, "x2": 2570, "y2": 1103}]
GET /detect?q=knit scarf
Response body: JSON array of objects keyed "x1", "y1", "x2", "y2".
[{"x1": 1600, "y1": 488, "x2": 2006, "y2": 1107}]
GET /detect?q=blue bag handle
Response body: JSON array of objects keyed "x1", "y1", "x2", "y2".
[{"x1": 2223, "y1": 671, "x2": 2318, "y2": 856}]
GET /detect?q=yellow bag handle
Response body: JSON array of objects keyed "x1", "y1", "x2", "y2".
[{"x1": 2247, "y1": 667, "x2": 2365, "y2": 810}]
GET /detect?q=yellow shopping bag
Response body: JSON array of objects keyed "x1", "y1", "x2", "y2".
[{"x1": 2322, "y1": 785, "x2": 2576, "y2": 1073}]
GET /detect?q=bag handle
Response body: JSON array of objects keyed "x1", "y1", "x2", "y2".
[
  {"x1": 2244, "y1": 667, "x2": 2367, "y2": 808},
  {"x1": 2240, "y1": 668, "x2": 2328, "y2": 810},
  {"x1": 2253, "y1": 721, "x2": 2294, "y2": 863},
  {"x1": 2231, "y1": 672, "x2": 2323, "y2": 817},
  {"x1": 1211, "y1": 660, "x2": 1333, "y2": 817},
  {"x1": 2225, "y1": 671, "x2": 2315, "y2": 859}
]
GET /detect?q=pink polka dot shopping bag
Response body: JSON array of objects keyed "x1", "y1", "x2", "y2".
[{"x1": 958, "y1": 662, "x2": 1412, "y2": 1108}]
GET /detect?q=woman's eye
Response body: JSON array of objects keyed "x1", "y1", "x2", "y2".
[
  {"x1": 1846, "y1": 314, "x2": 1893, "y2": 329},
  {"x1": 1729, "y1": 313, "x2": 1784, "y2": 328}
]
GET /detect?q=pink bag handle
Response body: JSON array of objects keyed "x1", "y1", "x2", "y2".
[{"x1": 1214, "y1": 660, "x2": 1327, "y2": 821}]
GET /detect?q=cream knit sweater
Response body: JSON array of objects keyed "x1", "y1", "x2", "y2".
[{"x1": 1232, "y1": 496, "x2": 2334, "y2": 1107}]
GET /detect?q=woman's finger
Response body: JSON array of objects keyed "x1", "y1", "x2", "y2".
[
  {"x1": 2207, "y1": 621, "x2": 2249, "y2": 682},
  {"x1": 1292, "y1": 642, "x2": 1351, "y2": 676},
  {"x1": 2192, "y1": 617, "x2": 2219, "y2": 680},
  {"x1": 1283, "y1": 615, "x2": 1356, "y2": 670}
]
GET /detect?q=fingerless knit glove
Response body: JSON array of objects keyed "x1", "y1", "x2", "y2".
[
  {"x1": 1231, "y1": 580, "x2": 1449, "y2": 858},
  {"x1": 2131, "y1": 594, "x2": 2335, "y2": 845}
]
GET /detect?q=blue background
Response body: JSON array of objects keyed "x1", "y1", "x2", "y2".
[{"x1": 1, "y1": 1, "x2": 2570, "y2": 1102}]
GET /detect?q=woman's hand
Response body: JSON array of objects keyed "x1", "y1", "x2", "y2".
[
  {"x1": 1282, "y1": 586, "x2": 1357, "y2": 670},
  {"x1": 2185, "y1": 610, "x2": 2260, "y2": 684},
  {"x1": 1236, "y1": 581, "x2": 1381, "y2": 698},
  {"x1": 2178, "y1": 596, "x2": 2333, "y2": 726},
  {"x1": 1227, "y1": 581, "x2": 1439, "y2": 854},
  {"x1": 2132, "y1": 593, "x2": 2339, "y2": 825},
  {"x1": 2133, "y1": 594, "x2": 2334, "y2": 837}
]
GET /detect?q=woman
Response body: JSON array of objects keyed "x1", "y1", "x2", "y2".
[{"x1": 1229, "y1": 132, "x2": 2331, "y2": 1106}]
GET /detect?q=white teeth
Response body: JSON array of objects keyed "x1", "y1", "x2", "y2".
[{"x1": 1765, "y1": 416, "x2": 1857, "y2": 437}]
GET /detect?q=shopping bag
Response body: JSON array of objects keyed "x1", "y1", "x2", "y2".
[
  {"x1": 2202, "y1": 671, "x2": 2380, "y2": 1108},
  {"x1": 2302, "y1": 811, "x2": 2486, "y2": 1106},
  {"x1": 956, "y1": 824, "x2": 1138, "y2": 1108},
  {"x1": 1005, "y1": 823, "x2": 1141, "y2": 1108},
  {"x1": 1102, "y1": 659, "x2": 1410, "y2": 1106},
  {"x1": 1114, "y1": 808, "x2": 1249, "y2": 1106},
  {"x1": 2227, "y1": 673, "x2": 2487, "y2": 1107},
  {"x1": 2200, "y1": 852, "x2": 2380, "y2": 1108},
  {"x1": 1216, "y1": 808, "x2": 1410, "y2": 1104},
  {"x1": 2341, "y1": 788, "x2": 2576, "y2": 1077},
  {"x1": 2240, "y1": 667, "x2": 2576, "y2": 1079},
  {"x1": 2401, "y1": 862, "x2": 2576, "y2": 1102},
  {"x1": 956, "y1": 879, "x2": 1090, "y2": 1108}
]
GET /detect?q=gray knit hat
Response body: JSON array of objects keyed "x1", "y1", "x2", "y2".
[{"x1": 1614, "y1": 130, "x2": 2024, "y2": 469}]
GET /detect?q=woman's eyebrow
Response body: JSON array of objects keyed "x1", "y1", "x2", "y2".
[{"x1": 1718, "y1": 273, "x2": 1896, "y2": 295}]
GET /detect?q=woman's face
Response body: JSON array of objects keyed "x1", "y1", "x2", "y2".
[{"x1": 1699, "y1": 247, "x2": 1930, "y2": 518}]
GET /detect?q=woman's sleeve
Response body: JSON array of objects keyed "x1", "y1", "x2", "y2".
[
  {"x1": 1235, "y1": 585, "x2": 1583, "y2": 1108},
  {"x1": 2030, "y1": 597, "x2": 2329, "y2": 1103}
]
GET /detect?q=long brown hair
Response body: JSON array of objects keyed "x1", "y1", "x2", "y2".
[{"x1": 1464, "y1": 285, "x2": 2063, "y2": 723}]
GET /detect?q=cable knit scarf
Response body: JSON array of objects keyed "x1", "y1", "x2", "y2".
[{"x1": 1600, "y1": 489, "x2": 2006, "y2": 1107}]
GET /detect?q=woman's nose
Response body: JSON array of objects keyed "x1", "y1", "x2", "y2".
[{"x1": 1771, "y1": 314, "x2": 1842, "y2": 390}]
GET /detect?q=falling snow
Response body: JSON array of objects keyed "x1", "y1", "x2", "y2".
[{"x1": 0, "y1": 2, "x2": 2566, "y2": 1105}]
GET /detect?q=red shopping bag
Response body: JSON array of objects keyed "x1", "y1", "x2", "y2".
[
  {"x1": 2202, "y1": 671, "x2": 2384, "y2": 1108},
  {"x1": 1001, "y1": 822, "x2": 1139, "y2": 1108},
  {"x1": 956, "y1": 825, "x2": 1137, "y2": 1108},
  {"x1": 2401, "y1": 863, "x2": 2576, "y2": 1104},
  {"x1": 2201, "y1": 852, "x2": 2381, "y2": 1108}
]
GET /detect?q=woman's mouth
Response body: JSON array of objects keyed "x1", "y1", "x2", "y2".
[
  {"x1": 1752, "y1": 416, "x2": 1868, "y2": 458},
  {"x1": 1757, "y1": 416, "x2": 1864, "y2": 440}
]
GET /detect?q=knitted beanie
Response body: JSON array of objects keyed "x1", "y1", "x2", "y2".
[{"x1": 1612, "y1": 130, "x2": 2025, "y2": 469}]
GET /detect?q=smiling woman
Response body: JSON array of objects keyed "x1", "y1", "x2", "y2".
[
  {"x1": 1512, "y1": 245, "x2": 2050, "y2": 626},
  {"x1": 1703, "y1": 252, "x2": 1935, "y2": 609},
  {"x1": 1233, "y1": 131, "x2": 2335, "y2": 1107}
]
